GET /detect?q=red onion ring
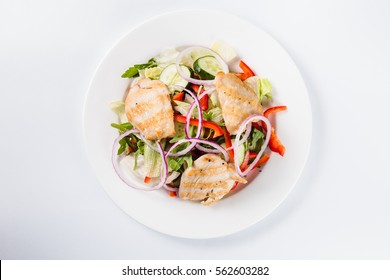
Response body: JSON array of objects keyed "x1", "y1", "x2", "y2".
[
  {"x1": 137, "y1": 133, "x2": 161, "y2": 153},
  {"x1": 233, "y1": 115, "x2": 271, "y2": 177},
  {"x1": 112, "y1": 129, "x2": 159, "y2": 191},
  {"x1": 184, "y1": 89, "x2": 203, "y2": 138},
  {"x1": 197, "y1": 86, "x2": 216, "y2": 100},
  {"x1": 166, "y1": 138, "x2": 229, "y2": 162},
  {"x1": 170, "y1": 85, "x2": 203, "y2": 139},
  {"x1": 235, "y1": 123, "x2": 252, "y2": 147},
  {"x1": 112, "y1": 129, "x2": 169, "y2": 191},
  {"x1": 175, "y1": 46, "x2": 229, "y2": 86},
  {"x1": 186, "y1": 87, "x2": 216, "y2": 139},
  {"x1": 195, "y1": 143, "x2": 222, "y2": 154}
]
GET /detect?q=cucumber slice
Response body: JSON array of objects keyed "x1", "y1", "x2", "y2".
[
  {"x1": 159, "y1": 64, "x2": 191, "y2": 87},
  {"x1": 235, "y1": 141, "x2": 246, "y2": 166},
  {"x1": 193, "y1": 56, "x2": 224, "y2": 80},
  {"x1": 222, "y1": 139, "x2": 246, "y2": 166}
]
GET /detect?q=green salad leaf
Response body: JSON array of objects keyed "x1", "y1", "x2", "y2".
[
  {"x1": 258, "y1": 78, "x2": 272, "y2": 102},
  {"x1": 248, "y1": 128, "x2": 265, "y2": 153},
  {"x1": 111, "y1": 122, "x2": 133, "y2": 133},
  {"x1": 167, "y1": 155, "x2": 193, "y2": 172},
  {"x1": 121, "y1": 58, "x2": 157, "y2": 78}
]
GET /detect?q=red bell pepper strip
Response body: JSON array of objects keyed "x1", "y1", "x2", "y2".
[
  {"x1": 191, "y1": 84, "x2": 208, "y2": 110},
  {"x1": 173, "y1": 114, "x2": 223, "y2": 138},
  {"x1": 240, "y1": 150, "x2": 250, "y2": 171},
  {"x1": 251, "y1": 153, "x2": 270, "y2": 170},
  {"x1": 249, "y1": 152, "x2": 259, "y2": 159},
  {"x1": 172, "y1": 91, "x2": 184, "y2": 102},
  {"x1": 241, "y1": 151, "x2": 270, "y2": 171},
  {"x1": 222, "y1": 127, "x2": 234, "y2": 163},
  {"x1": 268, "y1": 128, "x2": 285, "y2": 156},
  {"x1": 262, "y1": 106, "x2": 287, "y2": 156},
  {"x1": 236, "y1": 60, "x2": 255, "y2": 81},
  {"x1": 169, "y1": 191, "x2": 177, "y2": 197},
  {"x1": 264, "y1": 106, "x2": 287, "y2": 118},
  {"x1": 191, "y1": 84, "x2": 202, "y2": 94},
  {"x1": 231, "y1": 181, "x2": 239, "y2": 191},
  {"x1": 199, "y1": 94, "x2": 209, "y2": 111}
]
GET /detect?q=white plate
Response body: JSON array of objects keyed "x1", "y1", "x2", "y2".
[{"x1": 83, "y1": 10, "x2": 312, "y2": 239}]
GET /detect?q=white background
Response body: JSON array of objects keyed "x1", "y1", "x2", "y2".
[{"x1": 1, "y1": 0, "x2": 389, "y2": 259}]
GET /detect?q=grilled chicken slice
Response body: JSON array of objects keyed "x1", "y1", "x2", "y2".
[
  {"x1": 215, "y1": 72, "x2": 262, "y2": 134},
  {"x1": 179, "y1": 154, "x2": 247, "y2": 205},
  {"x1": 125, "y1": 78, "x2": 175, "y2": 140}
]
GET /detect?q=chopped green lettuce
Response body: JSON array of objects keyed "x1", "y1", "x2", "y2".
[
  {"x1": 154, "y1": 48, "x2": 180, "y2": 67},
  {"x1": 248, "y1": 128, "x2": 265, "y2": 153},
  {"x1": 244, "y1": 76, "x2": 273, "y2": 104},
  {"x1": 144, "y1": 66, "x2": 163, "y2": 79},
  {"x1": 259, "y1": 78, "x2": 272, "y2": 102},
  {"x1": 203, "y1": 107, "x2": 225, "y2": 126},
  {"x1": 143, "y1": 144, "x2": 161, "y2": 178},
  {"x1": 109, "y1": 100, "x2": 128, "y2": 123}
]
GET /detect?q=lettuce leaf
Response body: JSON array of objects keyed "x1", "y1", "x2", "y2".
[
  {"x1": 248, "y1": 128, "x2": 265, "y2": 153},
  {"x1": 259, "y1": 78, "x2": 272, "y2": 102},
  {"x1": 143, "y1": 144, "x2": 161, "y2": 177},
  {"x1": 203, "y1": 107, "x2": 225, "y2": 126},
  {"x1": 109, "y1": 100, "x2": 128, "y2": 124}
]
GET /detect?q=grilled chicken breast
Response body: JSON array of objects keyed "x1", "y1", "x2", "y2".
[
  {"x1": 215, "y1": 72, "x2": 262, "y2": 134},
  {"x1": 125, "y1": 78, "x2": 175, "y2": 140},
  {"x1": 179, "y1": 154, "x2": 247, "y2": 205}
]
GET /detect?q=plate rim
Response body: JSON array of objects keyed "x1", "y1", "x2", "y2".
[{"x1": 83, "y1": 9, "x2": 313, "y2": 239}]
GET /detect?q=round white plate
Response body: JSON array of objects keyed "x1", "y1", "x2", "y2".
[{"x1": 84, "y1": 10, "x2": 312, "y2": 239}]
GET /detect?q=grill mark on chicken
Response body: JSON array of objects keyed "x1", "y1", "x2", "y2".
[
  {"x1": 179, "y1": 154, "x2": 247, "y2": 205},
  {"x1": 215, "y1": 72, "x2": 262, "y2": 134},
  {"x1": 125, "y1": 78, "x2": 175, "y2": 140}
]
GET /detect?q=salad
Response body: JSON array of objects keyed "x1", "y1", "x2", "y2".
[{"x1": 110, "y1": 41, "x2": 286, "y2": 205}]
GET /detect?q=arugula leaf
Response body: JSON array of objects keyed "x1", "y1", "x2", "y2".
[
  {"x1": 121, "y1": 58, "x2": 157, "y2": 78},
  {"x1": 111, "y1": 122, "x2": 133, "y2": 133},
  {"x1": 117, "y1": 137, "x2": 127, "y2": 155},
  {"x1": 167, "y1": 155, "x2": 193, "y2": 172}
]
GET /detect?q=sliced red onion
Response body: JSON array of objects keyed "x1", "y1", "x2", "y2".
[
  {"x1": 175, "y1": 46, "x2": 229, "y2": 86},
  {"x1": 163, "y1": 184, "x2": 178, "y2": 192},
  {"x1": 112, "y1": 129, "x2": 177, "y2": 193},
  {"x1": 235, "y1": 123, "x2": 252, "y2": 147},
  {"x1": 233, "y1": 115, "x2": 272, "y2": 177},
  {"x1": 184, "y1": 89, "x2": 203, "y2": 139},
  {"x1": 195, "y1": 143, "x2": 222, "y2": 154},
  {"x1": 197, "y1": 86, "x2": 215, "y2": 100},
  {"x1": 137, "y1": 133, "x2": 161, "y2": 153},
  {"x1": 166, "y1": 138, "x2": 229, "y2": 162},
  {"x1": 112, "y1": 129, "x2": 162, "y2": 191},
  {"x1": 165, "y1": 138, "x2": 195, "y2": 157}
]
